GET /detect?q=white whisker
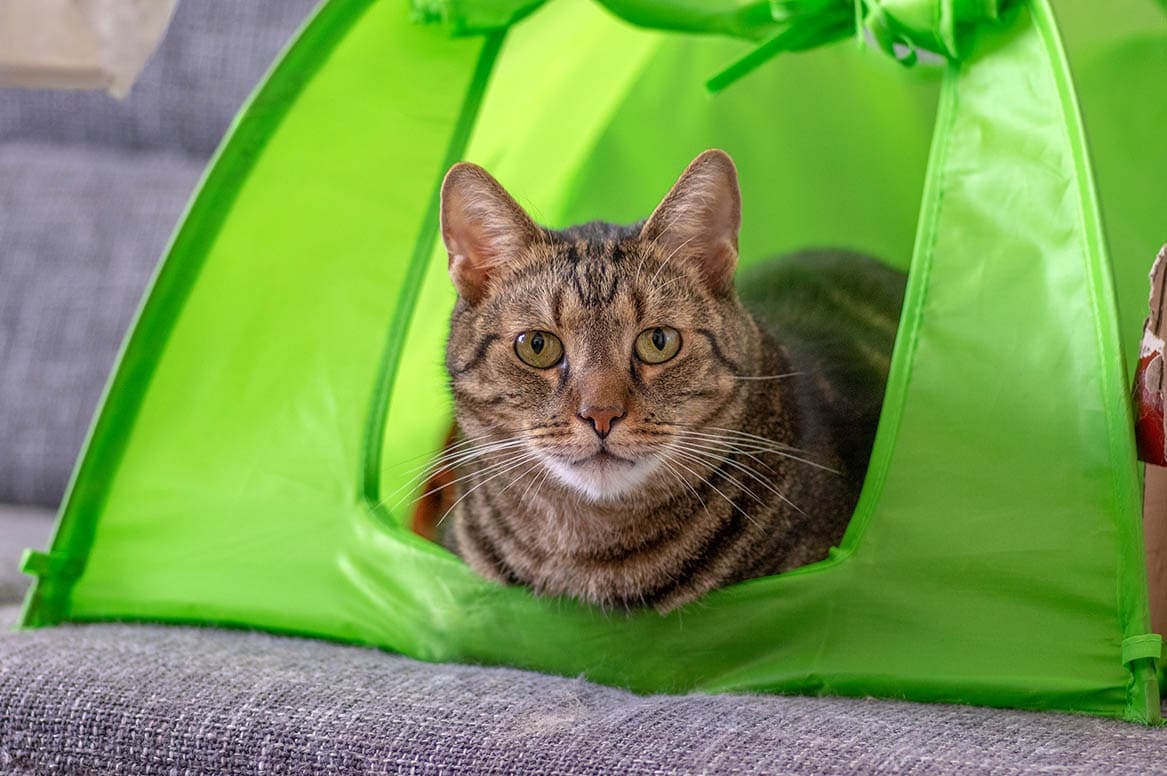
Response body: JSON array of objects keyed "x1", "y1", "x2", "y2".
[
  {"x1": 377, "y1": 436, "x2": 530, "y2": 512},
  {"x1": 669, "y1": 442, "x2": 805, "y2": 515},
  {"x1": 435, "y1": 451, "x2": 542, "y2": 528},
  {"x1": 671, "y1": 428, "x2": 839, "y2": 474},
  {"x1": 385, "y1": 447, "x2": 535, "y2": 513},
  {"x1": 668, "y1": 448, "x2": 766, "y2": 508},
  {"x1": 655, "y1": 452, "x2": 705, "y2": 505},
  {"x1": 730, "y1": 372, "x2": 805, "y2": 381},
  {"x1": 500, "y1": 458, "x2": 544, "y2": 495},
  {"x1": 672, "y1": 432, "x2": 776, "y2": 473},
  {"x1": 518, "y1": 458, "x2": 554, "y2": 503},
  {"x1": 650, "y1": 234, "x2": 699, "y2": 285},
  {"x1": 661, "y1": 449, "x2": 762, "y2": 529}
]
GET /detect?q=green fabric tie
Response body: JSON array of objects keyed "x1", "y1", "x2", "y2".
[
  {"x1": 410, "y1": 0, "x2": 546, "y2": 35},
  {"x1": 709, "y1": 0, "x2": 1014, "y2": 91},
  {"x1": 410, "y1": 0, "x2": 1016, "y2": 92}
]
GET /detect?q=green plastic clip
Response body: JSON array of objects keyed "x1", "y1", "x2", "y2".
[{"x1": 20, "y1": 549, "x2": 84, "y2": 581}]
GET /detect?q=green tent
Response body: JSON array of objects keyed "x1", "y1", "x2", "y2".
[{"x1": 19, "y1": 0, "x2": 1167, "y2": 723}]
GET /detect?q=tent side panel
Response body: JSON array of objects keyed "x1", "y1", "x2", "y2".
[
  {"x1": 20, "y1": 0, "x2": 367, "y2": 627},
  {"x1": 24, "y1": 0, "x2": 496, "y2": 641},
  {"x1": 1030, "y1": 0, "x2": 1162, "y2": 722},
  {"x1": 850, "y1": 0, "x2": 1154, "y2": 720}
]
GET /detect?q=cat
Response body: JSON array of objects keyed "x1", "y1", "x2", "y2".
[{"x1": 428, "y1": 149, "x2": 905, "y2": 614}]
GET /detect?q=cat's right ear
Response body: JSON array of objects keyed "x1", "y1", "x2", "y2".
[
  {"x1": 440, "y1": 163, "x2": 543, "y2": 305},
  {"x1": 639, "y1": 149, "x2": 741, "y2": 297}
]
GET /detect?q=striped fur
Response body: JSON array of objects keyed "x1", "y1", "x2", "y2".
[{"x1": 437, "y1": 151, "x2": 905, "y2": 613}]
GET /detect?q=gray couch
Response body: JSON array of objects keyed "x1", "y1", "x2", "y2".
[{"x1": 2, "y1": 3, "x2": 1165, "y2": 773}]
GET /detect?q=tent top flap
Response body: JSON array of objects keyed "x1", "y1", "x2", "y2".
[{"x1": 19, "y1": 0, "x2": 1167, "y2": 723}]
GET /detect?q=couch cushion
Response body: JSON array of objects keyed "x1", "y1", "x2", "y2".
[
  {"x1": 0, "y1": 0, "x2": 317, "y2": 159},
  {"x1": 0, "y1": 142, "x2": 205, "y2": 505},
  {"x1": 0, "y1": 504, "x2": 54, "y2": 605},
  {"x1": 0, "y1": 622, "x2": 1164, "y2": 774}
]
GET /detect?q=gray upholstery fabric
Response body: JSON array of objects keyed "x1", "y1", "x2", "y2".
[
  {"x1": 1, "y1": 622, "x2": 1165, "y2": 775},
  {"x1": 0, "y1": 144, "x2": 204, "y2": 505},
  {"x1": 0, "y1": 1, "x2": 319, "y2": 159},
  {"x1": 0, "y1": 504, "x2": 54, "y2": 605},
  {"x1": 0, "y1": 1, "x2": 317, "y2": 506}
]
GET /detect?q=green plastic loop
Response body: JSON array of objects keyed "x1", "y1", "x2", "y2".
[
  {"x1": 411, "y1": 0, "x2": 544, "y2": 35},
  {"x1": 1122, "y1": 634, "x2": 1164, "y2": 666}
]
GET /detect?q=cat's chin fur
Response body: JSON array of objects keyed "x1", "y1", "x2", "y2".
[{"x1": 542, "y1": 453, "x2": 661, "y2": 502}]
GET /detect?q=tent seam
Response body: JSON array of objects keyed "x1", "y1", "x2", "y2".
[
  {"x1": 360, "y1": 30, "x2": 507, "y2": 519},
  {"x1": 17, "y1": 0, "x2": 370, "y2": 629},
  {"x1": 1031, "y1": 0, "x2": 1157, "y2": 723},
  {"x1": 834, "y1": 59, "x2": 958, "y2": 557}
]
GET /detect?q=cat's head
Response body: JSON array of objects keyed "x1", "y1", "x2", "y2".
[{"x1": 440, "y1": 150, "x2": 759, "y2": 502}]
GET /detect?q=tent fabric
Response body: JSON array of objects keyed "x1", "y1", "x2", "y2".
[{"x1": 18, "y1": 0, "x2": 1167, "y2": 723}]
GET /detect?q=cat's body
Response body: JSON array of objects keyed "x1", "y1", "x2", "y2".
[{"x1": 435, "y1": 151, "x2": 904, "y2": 613}]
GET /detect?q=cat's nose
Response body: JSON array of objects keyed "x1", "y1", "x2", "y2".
[{"x1": 578, "y1": 405, "x2": 625, "y2": 439}]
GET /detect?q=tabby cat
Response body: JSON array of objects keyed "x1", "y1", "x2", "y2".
[{"x1": 431, "y1": 150, "x2": 904, "y2": 613}]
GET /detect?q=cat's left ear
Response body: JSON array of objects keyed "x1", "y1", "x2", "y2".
[
  {"x1": 440, "y1": 162, "x2": 543, "y2": 305},
  {"x1": 639, "y1": 149, "x2": 741, "y2": 296}
]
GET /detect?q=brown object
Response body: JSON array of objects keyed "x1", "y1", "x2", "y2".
[
  {"x1": 1134, "y1": 247, "x2": 1167, "y2": 464},
  {"x1": 1135, "y1": 245, "x2": 1167, "y2": 634},
  {"x1": 410, "y1": 422, "x2": 460, "y2": 543}
]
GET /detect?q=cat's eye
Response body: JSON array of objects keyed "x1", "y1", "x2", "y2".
[
  {"x1": 635, "y1": 326, "x2": 681, "y2": 364},
  {"x1": 514, "y1": 330, "x2": 564, "y2": 368}
]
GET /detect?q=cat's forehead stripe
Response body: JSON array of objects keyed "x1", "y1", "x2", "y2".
[
  {"x1": 551, "y1": 286, "x2": 564, "y2": 330},
  {"x1": 563, "y1": 241, "x2": 623, "y2": 310},
  {"x1": 490, "y1": 237, "x2": 708, "y2": 333},
  {"x1": 630, "y1": 288, "x2": 645, "y2": 323}
]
